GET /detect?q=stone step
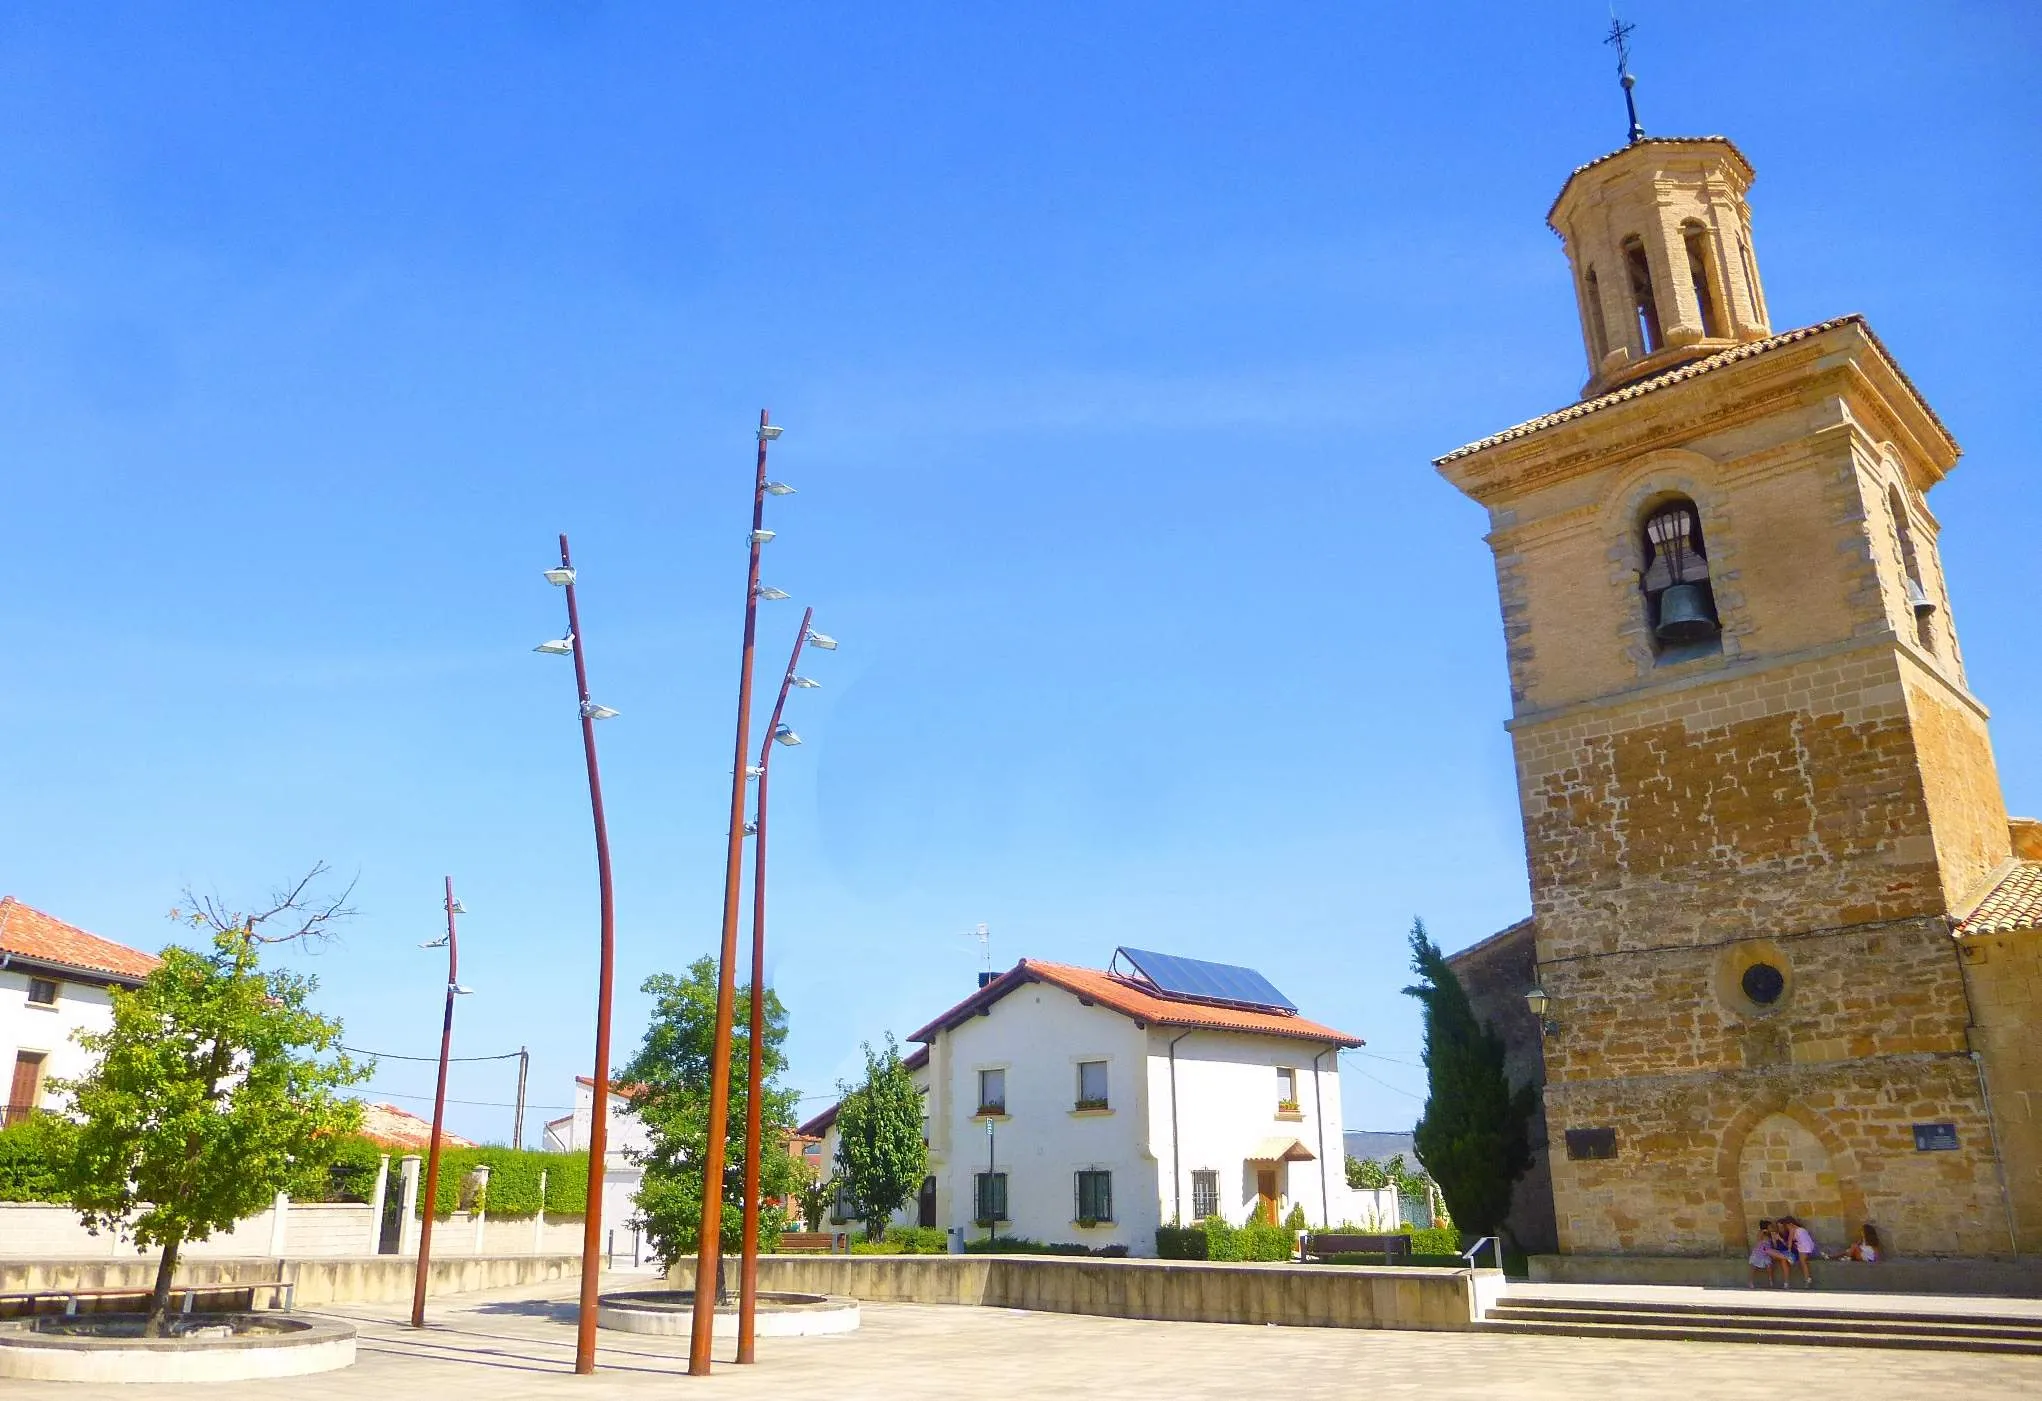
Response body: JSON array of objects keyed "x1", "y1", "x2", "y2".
[
  {"x1": 1496, "y1": 1294, "x2": 2042, "y2": 1330},
  {"x1": 1486, "y1": 1302, "x2": 2042, "y2": 1343},
  {"x1": 1477, "y1": 1317, "x2": 2042, "y2": 1355}
]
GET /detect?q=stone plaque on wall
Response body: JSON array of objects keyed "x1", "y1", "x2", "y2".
[
  {"x1": 1912, "y1": 1122, "x2": 1959, "y2": 1152},
  {"x1": 1564, "y1": 1127, "x2": 1618, "y2": 1161}
]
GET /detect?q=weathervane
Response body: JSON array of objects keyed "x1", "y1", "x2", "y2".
[{"x1": 1605, "y1": 10, "x2": 1645, "y2": 145}]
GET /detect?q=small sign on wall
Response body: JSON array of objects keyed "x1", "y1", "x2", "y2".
[
  {"x1": 1912, "y1": 1122, "x2": 1959, "y2": 1152},
  {"x1": 1564, "y1": 1127, "x2": 1618, "y2": 1161}
]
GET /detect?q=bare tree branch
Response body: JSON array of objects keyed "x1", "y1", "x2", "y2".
[{"x1": 171, "y1": 862, "x2": 359, "y2": 946}]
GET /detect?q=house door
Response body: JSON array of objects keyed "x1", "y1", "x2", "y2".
[
  {"x1": 917, "y1": 1176, "x2": 937, "y2": 1228},
  {"x1": 1255, "y1": 1168, "x2": 1278, "y2": 1226},
  {"x1": 7, "y1": 1052, "x2": 45, "y2": 1127}
]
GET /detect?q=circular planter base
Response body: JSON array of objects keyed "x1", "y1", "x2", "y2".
[
  {"x1": 597, "y1": 1290, "x2": 860, "y2": 1338},
  {"x1": 0, "y1": 1313, "x2": 356, "y2": 1384}
]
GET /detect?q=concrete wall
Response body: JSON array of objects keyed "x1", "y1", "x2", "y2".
[
  {"x1": 668, "y1": 1253, "x2": 1491, "y2": 1331},
  {"x1": 0, "y1": 1254, "x2": 579, "y2": 1306},
  {"x1": 0, "y1": 1202, "x2": 584, "y2": 1260}
]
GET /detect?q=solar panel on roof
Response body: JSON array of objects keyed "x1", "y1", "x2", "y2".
[{"x1": 1116, "y1": 947, "x2": 1297, "y2": 1013}]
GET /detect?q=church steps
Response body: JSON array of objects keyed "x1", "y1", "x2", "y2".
[{"x1": 1479, "y1": 1297, "x2": 2042, "y2": 1354}]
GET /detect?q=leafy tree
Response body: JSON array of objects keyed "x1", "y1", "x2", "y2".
[
  {"x1": 621, "y1": 958, "x2": 801, "y2": 1271},
  {"x1": 60, "y1": 881, "x2": 368, "y2": 1336},
  {"x1": 832, "y1": 1035, "x2": 926, "y2": 1241},
  {"x1": 1346, "y1": 1151, "x2": 1432, "y2": 1199},
  {"x1": 793, "y1": 1161, "x2": 834, "y2": 1233},
  {"x1": 1403, "y1": 917, "x2": 1537, "y2": 1243}
]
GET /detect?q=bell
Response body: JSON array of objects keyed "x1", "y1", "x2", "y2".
[
  {"x1": 1906, "y1": 578, "x2": 1937, "y2": 616},
  {"x1": 1654, "y1": 583, "x2": 1719, "y2": 644}
]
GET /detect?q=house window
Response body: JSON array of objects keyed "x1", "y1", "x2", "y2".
[
  {"x1": 833, "y1": 1181, "x2": 858, "y2": 1221},
  {"x1": 976, "y1": 1068, "x2": 1006, "y2": 1116},
  {"x1": 1191, "y1": 1170, "x2": 1220, "y2": 1221},
  {"x1": 26, "y1": 977, "x2": 59, "y2": 1008},
  {"x1": 1075, "y1": 1060, "x2": 1108, "y2": 1110},
  {"x1": 1275, "y1": 1067, "x2": 1299, "y2": 1111},
  {"x1": 1583, "y1": 267, "x2": 1609, "y2": 365},
  {"x1": 6, "y1": 1051, "x2": 47, "y2": 1127},
  {"x1": 1622, "y1": 235, "x2": 1664, "y2": 353},
  {"x1": 1074, "y1": 1170, "x2": 1113, "y2": 1224},
  {"x1": 1682, "y1": 222, "x2": 1721, "y2": 338},
  {"x1": 1641, "y1": 499, "x2": 1721, "y2": 657},
  {"x1": 974, "y1": 1171, "x2": 1008, "y2": 1225}
]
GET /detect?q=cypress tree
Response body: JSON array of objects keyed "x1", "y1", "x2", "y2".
[{"x1": 1403, "y1": 917, "x2": 1538, "y2": 1242}]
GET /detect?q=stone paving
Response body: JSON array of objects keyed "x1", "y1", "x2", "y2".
[{"x1": 11, "y1": 1275, "x2": 2042, "y2": 1400}]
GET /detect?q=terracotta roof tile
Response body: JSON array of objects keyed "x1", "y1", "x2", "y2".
[
  {"x1": 1434, "y1": 316, "x2": 1955, "y2": 469},
  {"x1": 0, "y1": 897, "x2": 161, "y2": 983},
  {"x1": 356, "y1": 1102, "x2": 477, "y2": 1151},
  {"x1": 1957, "y1": 862, "x2": 2042, "y2": 937},
  {"x1": 909, "y1": 958, "x2": 1364, "y2": 1048}
]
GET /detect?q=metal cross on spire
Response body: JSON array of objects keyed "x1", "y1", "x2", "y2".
[{"x1": 1605, "y1": 11, "x2": 1645, "y2": 145}]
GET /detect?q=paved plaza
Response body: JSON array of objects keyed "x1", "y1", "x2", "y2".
[{"x1": 11, "y1": 1275, "x2": 2042, "y2": 1400}]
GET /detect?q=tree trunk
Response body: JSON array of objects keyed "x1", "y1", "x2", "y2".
[{"x1": 143, "y1": 1235, "x2": 182, "y2": 1338}]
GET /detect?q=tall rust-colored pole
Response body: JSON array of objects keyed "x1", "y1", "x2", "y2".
[
  {"x1": 737, "y1": 607, "x2": 812, "y2": 1363},
  {"x1": 689, "y1": 410, "x2": 775, "y2": 1375},
  {"x1": 555, "y1": 534, "x2": 619, "y2": 1377},
  {"x1": 410, "y1": 877, "x2": 461, "y2": 1330}
]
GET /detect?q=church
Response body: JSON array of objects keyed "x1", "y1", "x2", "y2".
[{"x1": 1436, "y1": 114, "x2": 2042, "y2": 1265}]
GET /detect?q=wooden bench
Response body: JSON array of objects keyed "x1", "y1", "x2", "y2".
[
  {"x1": 775, "y1": 1232, "x2": 847, "y2": 1254},
  {"x1": 1299, "y1": 1232, "x2": 1411, "y2": 1264},
  {"x1": 0, "y1": 1281, "x2": 295, "y2": 1321}
]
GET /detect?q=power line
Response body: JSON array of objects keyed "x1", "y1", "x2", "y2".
[
  {"x1": 1343, "y1": 1049, "x2": 1424, "y2": 1069},
  {"x1": 1346, "y1": 1065, "x2": 1425, "y2": 1101},
  {"x1": 341, "y1": 1045, "x2": 526, "y2": 1064},
  {"x1": 362, "y1": 1088, "x2": 575, "y2": 1113}
]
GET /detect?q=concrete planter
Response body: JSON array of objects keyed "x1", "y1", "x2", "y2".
[
  {"x1": 597, "y1": 1289, "x2": 860, "y2": 1338},
  {"x1": 0, "y1": 1313, "x2": 356, "y2": 1383}
]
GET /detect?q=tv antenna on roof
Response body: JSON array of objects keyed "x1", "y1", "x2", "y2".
[
  {"x1": 961, "y1": 922, "x2": 992, "y2": 976},
  {"x1": 1605, "y1": 8, "x2": 1645, "y2": 146}
]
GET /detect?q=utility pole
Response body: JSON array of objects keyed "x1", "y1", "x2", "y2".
[{"x1": 513, "y1": 1047, "x2": 528, "y2": 1151}]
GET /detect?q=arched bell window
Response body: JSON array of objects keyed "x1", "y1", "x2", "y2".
[
  {"x1": 1621, "y1": 236, "x2": 1664, "y2": 354},
  {"x1": 1583, "y1": 267, "x2": 1609, "y2": 367},
  {"x1": 1641, "y1": 499, "x2": 1721, "y2": 658},
  {"x1": 1682, "y1": 221, "x2": 1722, "y2": 339},
  {"x1": 1887, "y1": 485, "x2": 1936, "y2": 654}
]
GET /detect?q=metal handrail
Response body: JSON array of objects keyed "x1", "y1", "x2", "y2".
[{"x1": 1460, "y1": 1235, "x2": 1503, "y2": 1269}]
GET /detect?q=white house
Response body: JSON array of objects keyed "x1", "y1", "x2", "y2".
[
  {"x1": 543, "y1": 1075, "x2": 657, "y2": 1267},
  {"x1": 1, "y1": 898, "x2": 160, "y2": 1126},
  {"x1": 801, "y1": 949, "x2": 1367, "y2": 1254}
]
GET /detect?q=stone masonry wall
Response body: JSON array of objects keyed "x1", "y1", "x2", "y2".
[{"x1": 1963, "y1": 927, "x2": 2042, "y2": 1252}]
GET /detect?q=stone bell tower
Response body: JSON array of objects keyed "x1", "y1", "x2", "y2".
[{"x1": 1435, "y1": 128, "x2": 2038, "y2": 1261}]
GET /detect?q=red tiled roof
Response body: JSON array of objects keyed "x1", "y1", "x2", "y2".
[
  {"x1": 0, "y1": 897, "x2": 161, "y2": 984},
  {"x1": 908, "y1": 958, "x2": 1364, "y2": 1048},
  {"x1": 575, "y1": 1076, "x2": 644, "y2": 1100},
  {"x1": 1433, "y1": 316, "x2": 1956, "y2": 468},
  {"x1": 356, "y1": 1102, "x2": 477, "y2": 1151},
  {"x1": 1957, "y1": 862, "x2": 2042, "y2": 937}
]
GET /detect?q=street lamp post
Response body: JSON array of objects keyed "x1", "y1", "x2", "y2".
[
  {"x1": 690, "y1": 410, "x2": 787, "y2": 1376},
  {"x1": 737, "y1": 608, "x2": 825, "y2": 1363},
  {"x1": 540, "y1": 534, "x2": 621, "y2": 1376},
  {"x1": 410, "y1": 877, "x2": 470, "y2": 1330}
]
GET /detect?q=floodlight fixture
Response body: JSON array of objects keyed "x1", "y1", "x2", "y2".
[
  {"x1": 804, "y1": 629, "x2": 838, "y2": 651},
  {"x1": 755, "y1": 585, "x2": 791, "y2": 601},
  {"x1": 750, "y1": 529, "x2": 777, "y2": 545},
  {"x1": 581, "y1": 701, "x2": 620, "y2": 720},
  {"x1": 764, "y1": 481, "x2": 796, "y2": 496},
  {"x1": 543, "y1": 566, "x2": 576, "y2": 586},
  {"x1": 447, "y1": 899, "x2": 467, "y2": 915},
  {"x1": 420, "y1": 936, "x2": 449, "y2": 949},
  {"x1": 757, "y1": 424, "x2": 784, "y2": 441},
  {"x1": 535, "y1": 635, "x2": 575, "y2": 655},
  {"x1": 772, "y1": 724, "x2": 802, "y2": 747},
  {"x1": 452, "y1": 984, "x2": 476, "y2": 996},
  {"x1": 789, "y1": 675, "x2": 821, "y2": 689}
]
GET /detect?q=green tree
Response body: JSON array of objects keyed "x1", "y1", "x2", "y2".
[
  {"x1": 832, "y1": 1035, "x2": 926, "y2": 1241},
  {"x1": 1403, "y1": 917, "x2": 1536, "y2": 1243},
  {"x1": 793, "y1": 1161, "x2": 833, "y2": 1233},
  {"x1": 621, "y1": 958, "x2": 801, "y2": 1271},
  {"x1": 60, "y1": 871, "x2": 368, "y2": 1336}
]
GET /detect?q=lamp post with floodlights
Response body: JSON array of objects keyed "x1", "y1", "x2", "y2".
[
  {"x1": 737, "y1": 607, "x2": 834, "y2": 1362},
  {"x1": 690, "y1": 411, "x2": 793, "y2": 1376},
  {"x1": 535, "y1": 534, "x2": 620, "y2": 1375},
  {"x1": 410, "y1": 877, "x2": 473, "y2": 1330}
]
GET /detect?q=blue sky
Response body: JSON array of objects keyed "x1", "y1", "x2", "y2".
[{"x1": 3, "y1": 2, "x2": 2037, "y2": 1144}]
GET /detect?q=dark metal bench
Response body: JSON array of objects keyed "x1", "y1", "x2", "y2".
[{"x1": 1299, "y1": 1232, "x2": 1412, "y2": 1263}]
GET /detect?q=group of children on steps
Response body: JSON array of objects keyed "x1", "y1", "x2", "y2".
[{"x1": 1748, "y1": 1217, "x2": 1881, "y2": 1287}]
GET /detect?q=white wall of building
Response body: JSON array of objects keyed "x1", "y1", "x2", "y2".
[
  {"x1": 1, "y1": 970, "x2": 120, "y2": 1117},
  {"x1": 542, "y1": 1080, "x2": 656, "y2": 1268}
]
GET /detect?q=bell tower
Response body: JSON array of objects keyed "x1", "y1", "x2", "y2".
[{"x1": 1435, "y1": 122, "x2": 2035, "y2": 1260}]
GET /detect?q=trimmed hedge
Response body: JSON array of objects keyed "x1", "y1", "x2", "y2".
[
  {"x1": 1154, "y1": 1216, "x2": 1291, "y2": 1261},
  {"x1": 962, "y1": 1235, "x2": 1127, "y2": 1257},
  {"x1": 1408, "y1": 1226, "x2": 1460, "y2": 1255},
  {"x1": 419, "y1": 1145, "x2": 593, "y2": 1219},
  {"x1": 0, "y1": 1114, "x2": 78, "y2": 1202}
]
